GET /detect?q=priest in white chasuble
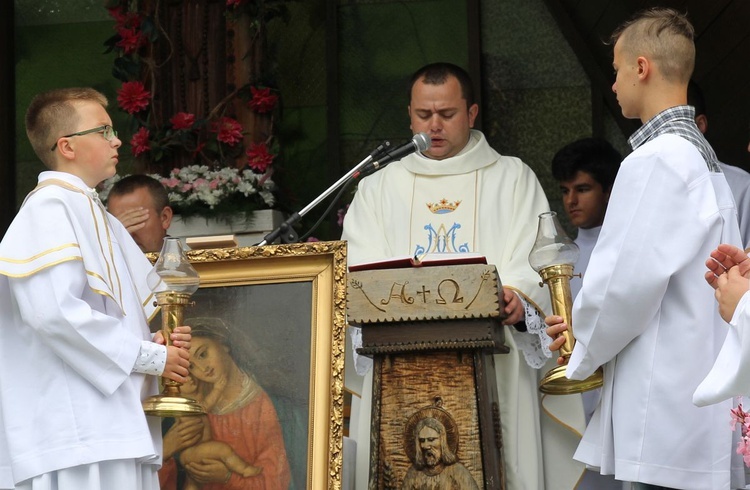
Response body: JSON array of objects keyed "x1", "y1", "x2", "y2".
[{"x1": 342, "y1": 62, "x2": 586, "y2": 490}]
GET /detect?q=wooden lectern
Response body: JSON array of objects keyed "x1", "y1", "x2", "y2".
[{"x1": 347, "y1": 263, "x2": 508, "y2": 489}]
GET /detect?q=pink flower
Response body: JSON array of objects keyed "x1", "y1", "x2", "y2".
[
  {"x1": 116, "y1": 27, "x2": 145, "y2": 55},
  {"x1": 117, "y1": 81, "x2": 151, "y2": 114},
  {"x1": 162, "y1": 177, "x2": 180, "y2": 188},
  {"x1": 212, "y1": 117, "x2": 244, "y2": 146},
  {"x1": 130, "y1": 127, "x2": 150, "y2": 157},
  {"x1": 170, "y1": 112, "x2": 196, "y2": 130},
  {"x1": 248, "y1": 86, "x2": 279, "y2": 114},
  {"x1": 226, "y1": 0, "x2": 246, "y2": 7},
  {"x1": 246, "y1": 142, "x2": 275, "y2": 172}
]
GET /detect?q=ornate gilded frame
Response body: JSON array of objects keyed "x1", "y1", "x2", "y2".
[{"x1": 180, "y1": 240, "x2": 347, "y2": 489}]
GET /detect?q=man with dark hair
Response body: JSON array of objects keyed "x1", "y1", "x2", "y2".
[
  {"x1": 546, "y1": 8, "x2": 742, "y2": 489},
  {"x1": 107, "y1": 174, "x2": 173, "y2": 253},
  {"x1": 344, "y1": 62, "x2": 586, "y2": 489},
  {"x1": 688, "y1": 80, "x2": 750, "y2": 248},
  {"x1": 551, "y1": 137, "x2": 623, "y2": 490}
]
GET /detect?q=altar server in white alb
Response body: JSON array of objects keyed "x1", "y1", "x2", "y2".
[
  {"x1": 0, "y1": 87, "x2": 191, "y2": 490},
  {"x1": 545, "y1": 8, "x2": 744, "y2": 490},
  {"x1": 343, "y1": 62, "x2": 587, "y2": 490}
]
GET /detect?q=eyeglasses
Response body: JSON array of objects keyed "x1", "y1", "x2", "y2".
[{"x1": 50, "y1": 125, "x2": 118, "y2": 151}]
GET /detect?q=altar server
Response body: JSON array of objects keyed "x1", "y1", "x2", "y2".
[{"x1": 0, "y1": 87, "x2": 191, "y2": 490}]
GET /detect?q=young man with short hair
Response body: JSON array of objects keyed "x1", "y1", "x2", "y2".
[{"x1": 546, "y1": 9, "x2": 743, "y2": 489}]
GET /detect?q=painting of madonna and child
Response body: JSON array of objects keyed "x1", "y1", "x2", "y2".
[{"x1": 157, "y1": 281, "x2": 313, "y2": 489}]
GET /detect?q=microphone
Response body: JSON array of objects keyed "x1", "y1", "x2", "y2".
[{"x1": 355, "y1": 132, "x2": 431, "y2": 178}]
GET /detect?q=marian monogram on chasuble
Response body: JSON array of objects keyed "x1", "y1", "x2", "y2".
[{"x1": 409, "y1": 172, "x2": 478, "y2": 257}]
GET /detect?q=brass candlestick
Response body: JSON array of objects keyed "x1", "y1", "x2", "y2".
[
  {"x1": 142, "y1": 237, "x2": 205, "y2": 417},
  {"x1": 529, "y1": 212, "x2": 603, "y2": 395}
]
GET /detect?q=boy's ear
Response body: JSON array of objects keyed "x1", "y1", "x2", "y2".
[{"x1": 56, "y1": 138, "x2": 77, "y2": 162}]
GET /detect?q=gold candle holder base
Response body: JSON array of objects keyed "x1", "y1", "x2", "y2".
[
  {"x1": 143, "y1": 394, "x2": 206, "y2": 418},
  {"x1": 539, "y1": 365, "x2": 604, "y2": 395}
]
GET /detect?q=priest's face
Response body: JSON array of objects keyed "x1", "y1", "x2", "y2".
[
  {"x1": 559, "y1": 170, "x2": 610, "y2": 229},
  {"x1": 408, "y1": 75, "x2": 478, "y2": 160}
]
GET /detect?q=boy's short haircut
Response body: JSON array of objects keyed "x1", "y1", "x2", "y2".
[
  {"x1": 26, "y1": 87, "x2": 108, "y2": 169},
  {"x1": 610, "y1": 7, "x2": 695, "y2": 84},
  {"x1": 551, "y1": 137, "x2": 622, "y2": 192}
]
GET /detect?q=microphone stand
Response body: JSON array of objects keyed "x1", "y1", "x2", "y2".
[{"x1": 256, "y1": 153, "x2": 378, "y2": 246}]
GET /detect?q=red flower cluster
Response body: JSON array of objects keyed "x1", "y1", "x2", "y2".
[
  {"x1": 246, "y1": 142, "x2": 275, "y2": 172},
  {"x1": 212, "y1": 116, "x2": 244, "y2": 146},
  {"x1": 248, "y1": 86, "x2": 279, "y2": 114},
  {"x1": 226, "y1": 0, "x2": 247, "y2": 7},
  {"x1": 117, "y1": 81, "x2": 151, "y2": 114},
  {"x1": 108, "y1": 6, "x2": 145, "y2": 55},
  {"x1": 130, "y1": 127, "x2": 150, "y2": 157},
  {"x1": 170, "y1": 112, "x2": 196, "y2": 130}
]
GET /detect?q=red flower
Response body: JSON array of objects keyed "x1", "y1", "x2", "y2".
[
  {"x1": 130, "y1": 127, "x2": 151, "y2": 157},
  {"x1": 108, "y1": 7, "x2": 142, "y2": 30},
  {"x1": 226, "y1": 0, "x2": 247, "y2": 7},
  {"x1": 117, "y1": 81, "x2": 151, "y2": 114},
  {"x1": 116, "y1": 27, "x2": 146, "y2": 55},
  {"x1": 248, "y1": 86, "x2": 279, "y2": 114},
  {"x1": 170, "y1": 112, "x2": 196, "y2": 130},
  {"x1": 212, "y1": 117, "x2": 244, "y2": 146},
  {"x1": 246, "y1": 142, "x2": 275, "y2": 172}
]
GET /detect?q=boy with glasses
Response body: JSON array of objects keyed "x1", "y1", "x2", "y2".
[{"x1": 0, "y1": 87, "x2": 191, "y2": 490}]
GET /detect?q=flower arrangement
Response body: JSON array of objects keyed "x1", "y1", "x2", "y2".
[
  {"x1": 731, "y1": 399, "x2": 750, "y2": 466},
  {"x1": 100, "y1": 165, "x2": 276, "y2": 220},
  {"x1": 103, "y1": 0, "x2": 288, "y2": 216}
]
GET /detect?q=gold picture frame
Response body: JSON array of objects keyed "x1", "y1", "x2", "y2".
[{"x1": 162, "y1": 240, "x2": 346, "y2": 490}]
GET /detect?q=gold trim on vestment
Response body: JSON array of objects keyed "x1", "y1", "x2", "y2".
[{"x1": 0, "y1": 243, "x2": 80, "y2": 263}]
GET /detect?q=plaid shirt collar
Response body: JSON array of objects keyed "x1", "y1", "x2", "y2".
[
  {"x1": 628, "y1": 105, "x2": 720, "y2": 172},
  {"x1": 629, "y1": 105, "x2": 695, "y2": 150}
]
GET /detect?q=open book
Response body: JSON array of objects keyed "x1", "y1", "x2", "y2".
[{"x1": 348, "y1": 252, "x2": 486, "y2": 272}]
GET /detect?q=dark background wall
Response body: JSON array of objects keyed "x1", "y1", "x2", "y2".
[{"x1": 4, "y1": 0, "x2": 749, "y2": 239}]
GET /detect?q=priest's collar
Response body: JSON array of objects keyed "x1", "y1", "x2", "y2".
[{"x1": 401, "y1": 130, "x2": 501, "y2": 176}]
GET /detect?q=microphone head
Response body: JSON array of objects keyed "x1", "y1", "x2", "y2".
[{"x1": 412, "y1": 132, "x2": 432, "y2": 151}]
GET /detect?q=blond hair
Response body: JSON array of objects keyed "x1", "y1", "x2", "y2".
[
  {"x1": 611, "y1": 8, "x2": 695, "y2": 84},
  {"x1": 25, "y1": 87, "x2": 108, "y2": 169}
]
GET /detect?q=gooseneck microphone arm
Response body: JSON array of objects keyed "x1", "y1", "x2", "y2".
[
  {"x1": 255, "y1": 142, "x2": 392, "y2": 246},
  {"x1": 255, "y1": 133, "x2": 431, "y2": 246}
]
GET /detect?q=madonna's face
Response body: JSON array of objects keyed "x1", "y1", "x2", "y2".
[{"x1": 189, "y1": 336, "x2": 230, "y2": 384}]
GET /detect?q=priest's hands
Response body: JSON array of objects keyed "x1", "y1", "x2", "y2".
[
  {"x1": 501, "y1": 287, "x2": 524, "y2": 325},
  {"x1": 545, "y1": 315, "x2": 568, "y2": 366}
]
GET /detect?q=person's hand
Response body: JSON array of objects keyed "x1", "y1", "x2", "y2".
[
  {"x1": 545, "y1": 315, "x2": 568, "y2": 366},
  {"x1": 111, "y1": 206, "x2": 149, "y2": 234},
  {"x1": 501, "y1": 288, "x2": 524, "y2": 325},
  {"x1": 162, "y1": 416, "x2": 204, "y2": 459},
  {"x1": 163, "y1": 344, "x2": 190, "y2": 383},
  {"x1": 705, "y1": 244, "x2": 750, "y2": 289},
  {"x1": 714, "y1": 266, "x2": 750, "y2": 323},
  {"x1": 183, "y1": 459, "x2": 231, "y2": 484},
  {"x1": 170, "y1": 325, "x2": 191, "y2": 350},
  {"x1": 153, "y1": 325, "x2": 191, "y2": 350}
]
